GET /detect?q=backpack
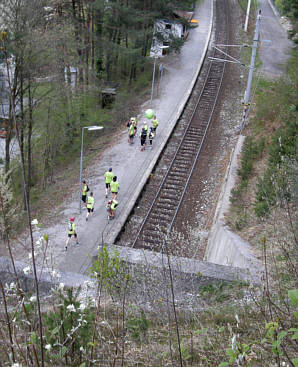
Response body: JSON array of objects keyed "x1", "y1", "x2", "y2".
[
  {"x1": 141, "y1": 128, "x2": 147, "y2": 138},
  {"x1": 86, "y1": 184, "x2": 90, "y2": 192},
  {"x1": 68, "y1": 222, "x2": 73, "y2": 231}
]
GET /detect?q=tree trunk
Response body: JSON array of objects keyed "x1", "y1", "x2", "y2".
[{"x1": 26, "y1": 79, "x2": 33, "y2": 204}]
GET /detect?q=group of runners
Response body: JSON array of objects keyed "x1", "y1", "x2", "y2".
[
  {"x1": 65, "y1": 171, "x2": 120, "y2": 250},
  {"x1": 104, "y1": 167, "x2": 119, "y2": 220},
  {"x1": 65, "y1": 180, "x2": 93, "y2": 250},
  {"x1": 65, "y1": 113, "x2": 159, "y2": 250},
  {"x1": 126, "y1": 115, "x2": 159, "y2": 151}
]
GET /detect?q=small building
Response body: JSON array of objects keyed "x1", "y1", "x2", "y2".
[
  {"x1": 150, "y1": 8, "x2": 194, "y2": 57},
  {"x1": 100, "y1": 82, "x2": 119, "y2": 108}
]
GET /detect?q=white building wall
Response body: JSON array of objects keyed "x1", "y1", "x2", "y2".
[{"x1": 150, "y1": 19, "x2": 184, "y2": 57}]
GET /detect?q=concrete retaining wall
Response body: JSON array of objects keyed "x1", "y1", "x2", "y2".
[
  {"x1": 204, "y1": 135, "x2": 261, "y2": 279},
  {"x1": 0, "y1": 256, "x2": 90, "y2": 295}
]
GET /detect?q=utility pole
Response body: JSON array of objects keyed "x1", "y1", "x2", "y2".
[
  {"x1": 244, "y1": 0, "x2": 252, "y2": 32},
  {"x1": 242, "y1": 9, "x2": 261, "y2": 129}
]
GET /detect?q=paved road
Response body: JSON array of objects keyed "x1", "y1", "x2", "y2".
[{"x1": 259, "y1": 0, "x2": 294, "y2": 77}]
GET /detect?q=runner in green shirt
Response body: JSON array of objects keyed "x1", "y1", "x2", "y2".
[
  {"x1": 152, "y1": 115, "x2": 159, "y2": 136},
  {"x1": 86, "y1": 192, "x2": 95, "y2": 222},
  {"x1": 82, "y1": 180, "x2": 89, "y2": 208},
  {"x1": 104, "y1": 168, "x2": 114, "y2": 198},
  {"x1": 65, "y1": 217, "x2": 79, "y2": 250},
  {"x1": 128, "y1": 123, "x2": 135, "y2": 145},
  {"x1": 110, "y1": 176, "x2": 119, "y2": 200}
]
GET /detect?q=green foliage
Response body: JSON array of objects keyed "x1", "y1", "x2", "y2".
[
  {"x1": 43, "y1": 286, "x2": 95, "y2": 362},
  {"x1": 90, "y1": 245, "x2": 128, "y2": 296},
  {"x1": 238, "y1": 137, "x2": 265, "y2": 181},
  {"x1": 220, "y1": 289, "x2": 298, "y2": 366},
  {"x1": 255, "y1": 117, "x2": 297, "y2": 217},
  {"x1": 289, "y1": 289, "x2": 298, "y2": 306},
  {"x1": 234, "y1": 212, "x2": 248, "y2": 231},
  {"x1": 230, "y1": 136, "x2": 265, "y2": 205},
  {"x1": 179, "y1": 338, "x2": 191, "y2": 361},
  {"x1": 275, "y1": 0, "x2": 298, "y2": 18},
  {"x1": 199, "y1": 281, "x2": 232, "y2": 302},
  {"x1": 0, "y1": 168, "x2": 19, "y2": 235},
  {"x1": 126, "y1": 309, "x2": 149, "y2": 343}
]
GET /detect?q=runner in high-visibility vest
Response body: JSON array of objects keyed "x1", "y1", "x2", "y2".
[
  {"x1": 128, "y1": 123, "x2": 135, "y2": 145},
  {"x1": 65, "y1": 217, "x2": 79, "y2": 250},
  {"x1": 86, "y1": 192, "x2": 95, "y2": 221},
  {"x1": 152, "y1": 115, "x2": 159, "y2": 136},
  {"x1": 149, "y1": 127, "x2": 154, "y2": 147},
  {"x1": 110, "y1": 199, "x2": 118, "y2": 219},
  {"x1": 106, "y1": 199, "x2": 119, "y2": 220},
  {"x1": 139, "y1": 127, "x2": 148, "y2": 151},
  {"x1": 143, "y1": 121, "x2": 148, "y2": 134},
  {"x1": 104, "y1": 168, "x2": 114, "y2": 198},
  {"x1": 82, "y1": 180, "x2": 89, "y2": 208},
  {"x1": 110, "y1": 176, "x2": 119, "y2": 200},
  {"x1": 132, "y1": 118, "x2": 138, "y2": 137}
]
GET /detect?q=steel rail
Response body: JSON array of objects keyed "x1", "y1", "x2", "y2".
[
  {"x1": 131, "y1": 55, "x2": 215, "y2": 249},
  {"x1": 131, "y1": 0, "x2": 229, "y2": 251}
]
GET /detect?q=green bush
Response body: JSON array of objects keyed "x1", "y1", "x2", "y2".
[
  {"x1": 255, "y1": 117, "x2": 297, "y2": 217},
  {"x1": 126, "y1": 309, "x2": 149, "y2": 343}
]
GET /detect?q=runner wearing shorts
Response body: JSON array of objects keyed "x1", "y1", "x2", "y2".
[
  {"x1": 104, "y1": 168, "x2": 114, "y2": 198},
  {"x1": 110, "y1": 176, "x2": 119, "y2": 200},
  {"x1": 65, "y1": 217, "x2": 79, "y2": 250},
  {"x1": 82, "y1": 180, "x2": 89, "y2": 208},
  {"x1": 139, "y1": 127, "x2": 147, "y2": 151},
  {"x1": 86, "y1": 192, "x2": 95, "y2": 221}
]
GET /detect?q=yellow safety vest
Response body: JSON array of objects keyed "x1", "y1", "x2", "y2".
[
  {"x1": 111, "y1": 200, "x2": 118, "y2": 210},
  {"x1": 110, "y1": 181, "x2": 119, "y2": 193},
  {"x1": 105, "y1": 171, "x2": 114, "y2": 183},
  {"x1": 87, "y1": 196, "x2": 94, "y2": 209},
  {"x1": 82, "y1": 184, "x2": 88, "y2": 195},
  {"x1": 68, "y1": 222, "x2": 75, "y2": 234},
  {"x1": 153, "y1": 119, "x2": 158, "y2": 128}
]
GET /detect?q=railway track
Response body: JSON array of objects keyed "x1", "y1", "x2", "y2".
[{"x1": 119, "y1": 0, "x2": 230, "y2": 253}]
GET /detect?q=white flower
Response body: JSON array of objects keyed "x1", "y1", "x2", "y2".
[
  {"x1": 58, "y1": 283, "x2": 64, "y2": 290},
  {"x1": 45, "y1": 344, "x2": 52, "y2": 351},
  {"x1": 12, "y1": 363, "x2": 22, "y2": 367},
  {"x1": 79, "y1": 303, "x2": 86, "y2": 311},
  {"x1": 28, "y1": 251, "x2": 36, "y2": 259},
  {"x1": 231, "y1": 335, "x2": 236, "y2": 351},
  {"x1": 31, "y1": 219, "x2": 38, "y2": 225},
  {"x1": 30, "y1": 296, "x2": 37, "y2": 302},
  {"x1": 79, "y1": 346, "x2": 85, "y2": 353},
  {"x1": 50, "y1": 270, "x2": 60, "y2": 278},
  {"x1": 67, "y1": 304, "x2": 76, "y2": 312},
  {"x1": 6, "y1": 282, "x2": 15, "y2": 291},
  {"x1": 35, "y1": 238, "x2": 43, "y2": 247},
  {"x1": 83, "y1": 280, "x2": 94, "y2": 288},
  {"x1": 23, "y1": 266, "x2": 31, "y2": 275}
]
